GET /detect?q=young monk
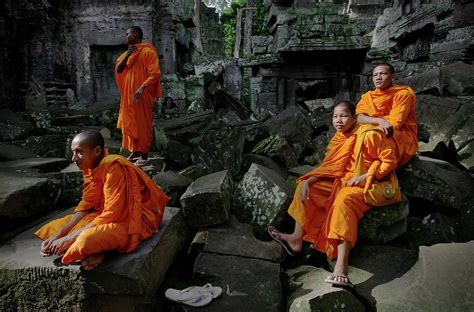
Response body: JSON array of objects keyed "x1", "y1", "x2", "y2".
[
  {"x1": 357, "y1": 63, "x2": 417, "y2": 167},
  {"x1": 35, "y1": 130, "x2": 168, "y2": 270},
  {"x1": 269, "y1": 101, "x2": 398, "y2": 287}
]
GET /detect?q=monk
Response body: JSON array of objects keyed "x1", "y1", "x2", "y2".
[
  {"x1": 356, "y1": 63, "x2": 417, "y2": 167},
  {"x1": 35, "y1": 131, "x2": 169, "y2": 270},
  {"x1": 115, "y1": 26, "x2": 162, "y2": 166},
  {"x1": 268, "y1": 101, "x2": 398, "y2": 287}
]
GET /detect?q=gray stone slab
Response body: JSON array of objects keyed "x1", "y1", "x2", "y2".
[
  {"x1": 285, "y1": 266, "x2": 365, "y2": 312},
  {"x1": 0, "y1": 143, "x2": 39, "y2": 161},
  {"x1": 0, "y1": 206, "x2": 191, "y2": 311},
  {"x1": 180, "y1": 170, "x2": 231, "y2": 228},
  {"x1": 0, "y1": 157, "x2": 70, "y2": 173},
  {"x1": 288, "y1": 165, "x2": 313, "y2": 177},
  {"x1": 397, "y1": 214, "x2": 456, "y2": 249},
  {"x1": 242, "y1": 153, "x2": 286, "y2": 178},
  {"x1": 153, "y1": 170, "x2": 193, "y2": 207},
  {"x1": 192, "y1": 252, "x2": 283, "y2": 312},
  {"x1": 373, "y1": 241, "x2": 474, "y2": 312},
  {"x1": 203, "y1": 215, "x2": 284, "y2": 262},
  {"x1": 0, "y1": 109, "x2": 35, "y2": 141},
  {"x1": 233, "y1": 163, "x2": 294, "y2": 238}
]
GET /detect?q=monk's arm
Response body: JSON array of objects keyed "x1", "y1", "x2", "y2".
[
  {"x1": 141, "y1": 49, "x2": 161, "y2": 87},
  {"x1": 116, "y1": 46, "x2": 137, "y2": 73},
  {"x1": 357, "y1": 114, "x2": 393, "y2": 137},
  {"x1": 90, "y1": 163, "x2": 128, "y2": 226},
  {"x1": 366, "y1": 131, "x2": 397, "y2": 179},
  {"x1": 385, "y1": 90, "x2": 414, "y2": 130}
]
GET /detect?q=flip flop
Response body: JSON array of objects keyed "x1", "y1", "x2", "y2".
[
  {"x1": 134, "y1": 157, "x2": 149, "y2": 167},
  {"x1": 325, "y1": 274, "x2": 354, "y2": 288},
  {"x1": 267, "y1": 225, "x2": 295, "y2": 256},
  {"x1": 165, "y1": 284, "x2": 221, "y2": 307}
]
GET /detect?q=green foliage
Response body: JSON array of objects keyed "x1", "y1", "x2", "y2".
[{"x1": 221, "y1": 0, "x2": 270, "y2": 57}]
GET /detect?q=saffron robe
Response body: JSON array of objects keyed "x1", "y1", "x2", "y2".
[
  {"x1": 35, "y1": 154, "x2": 169, "y2": 264},
  {"x1": 356, "y1": 85, "x2": 417, "y2": 167},
  {"x1": 115, "y1": 42, "x2": 162, "y2": 154},
  {"x1": 288, "y1": 125, "x2": 397, "y2": 259}
]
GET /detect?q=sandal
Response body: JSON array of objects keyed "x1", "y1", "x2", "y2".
[
  {"x1": 267, "y1": 226, "x2": 295, "y2": 256},
  {"x1": 165, "y1": 283, "x2": 222, "y2": 307},
  {"x1": 325, "y1": 274, "x2": 354, "y2": 288}
]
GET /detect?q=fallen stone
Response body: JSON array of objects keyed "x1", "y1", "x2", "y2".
[
  {"x1": 0, "y1": 143, "x2": 39, "y2": 161},
  {"x1": 0, "y1": 109, "x2": 35, "y2": 141},
  {"x1": 180, "y1": 170, "x2": 232, "y2": 228},
  {"x1": 0, "y1": 207, "x2": 191, "y2": 311},
  {"x1": 285, "y1": 266, "x2": 365, "y2": 312},
  {"x1": 241, "y1": 122, "x2": 270, "y2": 152},
  {"x1": 398, "y1": 156, "x2": 474, "y2": 212},
  {"x1": 16, "y1": 135, "x2": 68, "y2": 158},
  {"x1": 288, "y1": 165, "x2": 313, "y2": 177},
  {"x1": 47, "y1": 163, "x2": 83, "y2": 208},
  {"x1": 162, "y1": 140, "x2": 193, "y2": 169},
  {"x1": 397, "y1": 214, "x2": 456, "y2": 249},
  {"x1": 359, "y1": 196, "x2": 409, "y2": 244},
  {"x1": 193, "y1": 252, "x2": 282, "y2": 311},
  {"x1": 398, "y1": 67, "x2": 442, "y2": 95},
  {"x1": 154, "y1": 110, "x2": 214, "y2": 144},
  {"x1": 373, "y1": 241, "x2": 474, "y2": 312},
  {"x1": 252, "y1": 135, "x2": 298, "y2": 169},
  {"x1": 202, "y1": 215, "x2": 284, "y2": 262},
  {"x1": 178, "y1": 165, "x2": 209, "y2": 181},
  {"x1": 0, "y1": 157, "x2": 70, "y2": 173},
  {"x1": 241, "y1": 153, "x2": 286, "y2": 178},
  {"x1": 440, "y1": 62, "x2": 474, "y2": 96},
  {"x1": 192, "y1": 126, "x2": 246, "y2": 176},
  {"x1": 153, "y1": 171, "x2": 193, "y2": 207},
  {"x1": 233, "y1": 163, "x2": 294, "y2": 238}
]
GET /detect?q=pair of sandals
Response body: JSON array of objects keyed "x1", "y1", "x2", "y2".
[
  {"x1": 267, "y1": 225, "x2": 354, "y2": 288},
  {"x1": 165, "y1": 283, "x2": 223, "y2": 307},
  {"x1": 127, "y1": 152, "x2": 148, "y2": 167}
]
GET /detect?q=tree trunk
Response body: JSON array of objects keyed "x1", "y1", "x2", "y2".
[
  {"x1": 194, "y1": 0, "x2": 204, "y2": 52},
  {"x1": 243, "y1": 0, "x2": 254, "y2": 57},
  {"x1": 233, "y1": 8, "x2": 243, "y2": 58}
]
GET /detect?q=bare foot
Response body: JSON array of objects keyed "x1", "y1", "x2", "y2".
[
  {"x1": 269, "y1": 227, "x2": 303, "y2": 254},
  {"x1": 81, "y1": 253, "x2": 105, "y2": 271}
]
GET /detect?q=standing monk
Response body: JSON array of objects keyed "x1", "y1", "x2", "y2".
[
  {"x1": 115, "y1": 26, "x2": 162, "y2": 166},
  {"x1": 35, "y1": 131, "x2": 169, "y2": 270},
  {"x1": 356, "y1": 63, "x2": 417, "y2": 167}
]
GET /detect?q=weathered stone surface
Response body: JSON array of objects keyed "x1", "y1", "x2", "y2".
[
  {"x1": 0, "y1": 207, "x2": 191, "y2": 311},
  {"x1": 345, "y1": 245, "x2": 419, "y2": 310},
  {"x1": 398, "y1": 67, "x2": 442, "y2": 95},
  {"x1": 185, "y1": 75, "x2": 205, "y2": 108},
  {"x1": 0, "y1": 143, "x2": 39, "y2": 161},
  {"x1": 153, "y1": 171, "x2": 193, "y2": 207},
  {"x1": 242, "y1": 153, "x2": 286, "y2": 178},
  {"x1": 359, "y1": 197, "x2": 409, "y2": 244},
  {"x1": 233, "y1": 163, "x2": 294, "y2": 238},
  {"x1": 202, "y1": 215, "x2": 284, "y2": 262},
  {"x1": 373, "y1": 242, "x2": 474, "y2": 312},
  {"x1": 178, "y1": 165, "x2": 209, "y2": 181},
  {"x1": 264, "y1": 105, "x2": 313, "y2": 158},
  {"x1": 0, "y1": 157, "x2": 69, "y2": 173},
  {"x1": 0, "y1": 109, "x2": 35, "y2": 141},
  {"x1": 192, "y1": 126, "x2": 246, "y2": 176},
  {"x1": 398, "y1": 156, "x2": 474, "y2": 212},
  {"x1": 17, "y1": 134, "x2": 68, "y2": 158},
  {"x1": 252, "y1": 135, "x2": 298, "y2": 169},
  {"x1": 162, "y1": 140, "x2": 193, "y2": 169},
  {"x1": 47, "y1": 163, "x2": 83, "y2": 208},
  {"x1": 194, "y1": 59, "x2": 225, "y2": 77},
  {"x1": 285, "y1": 266, "x2": 365, "y2": 312},
  {"x1": 223, "y1": 61, "x2": 242, "y2": 100},
  {"x1": 193, "y1": 252, "x2": 283, "y2": 312},
  {"x1": 288, "y1": 165, "x2": 313, "y2": 177},
  {"x1": 398, "y1": 214, "x2": 456, "y2": 249},
  {"x1": 180, "y1": 170, "x2": 231, "y2": 228}
]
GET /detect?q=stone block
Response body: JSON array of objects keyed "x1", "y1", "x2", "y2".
[
  {"x1": 233, "y1": 163, "x2": 294, "y2": 238},
  {"x1": 193, "y1": 253, "x2": 282, "y2": 312},
  {"x1": 192, "y1": 126, "x2": 246, "y2": 177},
  {"x1": 202, "y1": 215, "x2": 284, "y2": 262},
  {"x1": 285, "y1": 266, "x2": 365, "y2": 312},
  {"x1": 252, "y1": 135, "x2": 298, "y2": 169},
  {"x1": 180, "y1": 170, "x2": 232, "y2": 228},
  {"x1": 288, "y1": 165, "x2": 313, "y2": 178},
  {"x1": 47, "y1": 164, "x2": 83, "y2": 208},
  {"x1": 242, "y1": 153, "x2": 286, "y2": 178},
  {"x1": 0, "y1": 207, "x2": 191, "y2": 311},
  {"x1": 153, "y1": 171, "x2": 193, "y2": 207},
  {"x1": 0, "y1": 143, "x2": 38, "y2": 161},
  {"x1": 360, "y1": 218, "x2": 408, "y2": 244},
  {"x1": 162, "y1": 140, "x2": 193, "y2": 169},
  {"x1": 0, "y1": 157, "x2": 70, "y2": 173},
  {"x1": 17, "y1": 135, "x2": 69, "y2": 158},
  {"x1": 0, "y1": 109, "x2": 34, "y2": 141},
  {"x1": 398, "y1": 214, "x2": 456, "y2": 249},
  {"x1": 373, "y1": 242, "x2": 474, "y2": 312}
]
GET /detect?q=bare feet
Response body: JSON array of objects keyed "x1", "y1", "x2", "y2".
[
  {"x1": 81, "y1": 253, "x2": 105, "y2": 271},
  {"x1": 268, "y1": 226, "x2": 303, "y2": 255}
]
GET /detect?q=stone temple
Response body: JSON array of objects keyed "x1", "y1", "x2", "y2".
[{"x1": 0, "y1": 0, "x2": 473, "y2": 311}]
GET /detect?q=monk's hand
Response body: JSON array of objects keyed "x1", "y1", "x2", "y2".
[
  {"x1": 378, "y1": 119, "x2": 394, "y2": 137},
  {"x1": 49, "y1": 236, "x2": 74, "y2": 256},
  {"x1": 347, "y1": 174, "x2": 367, "y2": 187},
  {"x1": 300, "y1": 180, "x2": 311, "y2": 202},
  {"x1": 40, "y1": 238, "x2": 56, "y2": 256},
  {"x1": 127, "y1": 45, "x2": 138, "y2": 55},
  {"x1": 134, "y1": 85, "x2": 145, "y2": 102}
]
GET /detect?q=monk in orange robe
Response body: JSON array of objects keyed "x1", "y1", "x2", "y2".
[
  {"x1": 35, "y1": 131, "x2": 168, "y2": 270},
  {"x1": 115, "y1": 26, "x2": 162, "y2": 166},
  {"x1": 269, "y1": 101, "x2": 397, "y2": 287},
  {"x1": 356, "y1": 63, "x2": 417, "y2": 167}
]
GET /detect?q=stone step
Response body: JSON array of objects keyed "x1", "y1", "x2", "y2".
[{"x1": 0, "y1": 206, "x2": 192, "y2": 311}]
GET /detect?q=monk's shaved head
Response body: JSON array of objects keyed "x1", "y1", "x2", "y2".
[
  {"x1": 374, "y1": 63, "x2": 395, "y2": 74},
  {"x1": 334, "y1": 101, "x2": 356, "y2": 116},
  {"x1": 73, "y1": 131, "x2": 104, "y2": 150}
]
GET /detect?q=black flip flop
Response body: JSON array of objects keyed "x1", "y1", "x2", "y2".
[{"x1": 267, "y1": 225, "x2": 295, "y2": 256}]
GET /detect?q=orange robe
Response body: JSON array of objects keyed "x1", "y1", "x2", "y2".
[
  {"x1": 356, "y1": 85, "x2": 417, "y2": 167},
  {"x1": 35, "y1": 154, "x2": 169, "y2": 264},
  {"x1": 288, "y1": 125, "x2": 397, "y2": 259},
  {"x1": 115, "y1": 43, "x2": 162, "y2": 154}
]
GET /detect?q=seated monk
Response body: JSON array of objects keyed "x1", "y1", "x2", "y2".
[
  {"x1": 269, "y1": 101, "x2": 397, "y2": 287},
  {"x1": 356, "y1": 62, "x2": 417, "y2": 167},
  {"x1": 35, "y1": 130, "x2": 169, "y2": 270}
]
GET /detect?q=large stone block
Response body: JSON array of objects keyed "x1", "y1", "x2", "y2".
[
  {"x1": 47, "y1": 163, "x2": 84, "y2": 208},
  {"x1": 242, "y1": 153, "x2": 286, "y2": 178},
  {"x1": 153, "y1": 170, "x2": 193, "y2": 207},
  {"x1": 193, "y1": 252, "x2": 283, "y2": 312},
  {"x1": 233, "y1": 163, "x2": 294, "y2": 238},
  {"x1": 0, "y1": 143, "x2": 39, "y2": 161},
  {"x1": 398, "y1": 214, "x2": 456, "y2": 249},
  {"x1": 0, "y1": 157, "x2": 70, "y2": 173},
  {"x1": 359, "y1": 196, "x2": 409, "y2": 244},
  {"x1": 180, "y1": 170, "x2": 232, "y2": 228},
  {"x1": 373, "y1": 242, "x2": 474, "y2": 312},
  {"x1": 285, "y1": 266, "x2": 365, "y2": 312},
  {"x1": 0, "y1": 207, "x2": 191, "y2": 311},
  {"x1": 252, "y1": 135, "x2": 298, "y2": 169},
  {"x1": 0, "y1": 109, "x2": 35, "y2": 141}
]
